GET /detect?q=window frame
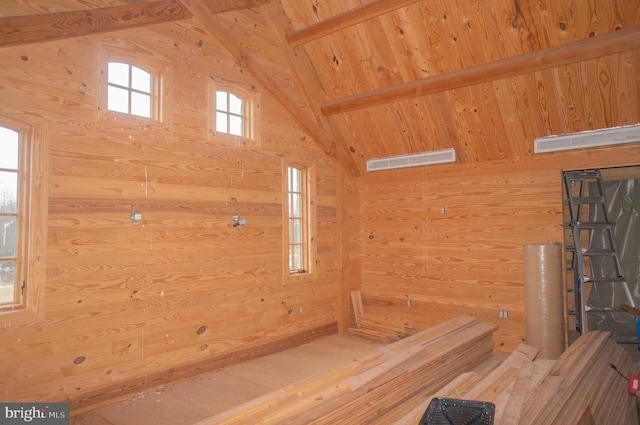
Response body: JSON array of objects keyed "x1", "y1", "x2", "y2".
[
  {"x1": 283, "y1": 162, "x2": 316, "y2": 279},
  {"x1": 215, "y1": 90, "x2": 245, "y2": 137},
  {"x1": 98, "y1": 46, "x2": 171, "y2": 125},
  {"x1": 209, "y1": 79, "x2": 260, "y2": 143},
  {"x1": 0, "y1": 116, "x2": 48, "y2": 321}
]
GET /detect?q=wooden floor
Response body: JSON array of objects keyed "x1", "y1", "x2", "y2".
[{"x1": 71, "y1": 334, "x2": 389, "y2": 425}]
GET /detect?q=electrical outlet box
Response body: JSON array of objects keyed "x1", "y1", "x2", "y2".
[{"x1": 499, "y1": 310, "x2": 509, "y2": 319}]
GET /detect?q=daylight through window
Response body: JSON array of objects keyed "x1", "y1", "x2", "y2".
[
  {"x1": 0, "y1": 126, "x2": 20, "y2": 305},
  {"x1": 287, "y1": 165, "x2": 308, "y2": 273},
  {"x1": 216, "y1": 91, "x2": 244, "y2": 137},
  {"x1": 107, "y1": 62, "x2": 152, "y2": 118}
]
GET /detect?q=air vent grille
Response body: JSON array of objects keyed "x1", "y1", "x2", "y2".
[
  {"x1": 534, "y1": 124, "x2": 640, "y2": 153},
  {"x1": 366, "y1": 148, "x2": 456, "y2": 172}
]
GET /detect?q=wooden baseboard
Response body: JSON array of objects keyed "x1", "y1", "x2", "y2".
[{"x1": 69, "y1": 322, "x2": 337, "y2": 416}]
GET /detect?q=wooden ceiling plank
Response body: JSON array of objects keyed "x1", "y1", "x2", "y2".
[
  {"x1": 181, "y1": 0, "x2": 360, "y2": 176},
  {"x1": 320, "y1": 24, "x2": 640, "y2": 115},
  {"x1": 0, "y1": 0, "x2": 193, "y2": 48},
  {"x1": 205, "y1": 0, "x2": 271, "y2": 14},
  {"x1": 286, "y1": 0, "x2": 421, "y2": 47},
  {"x1": 265, "y1": 5, "x2": 361, "y2": 177}
]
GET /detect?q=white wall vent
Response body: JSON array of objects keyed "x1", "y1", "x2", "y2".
[
  {"x1": 534, "y1": 124, "x2": 640, "y2": 154},
  {"x1": 366, "y1": 148, "x2": 456, "y2": 172}
]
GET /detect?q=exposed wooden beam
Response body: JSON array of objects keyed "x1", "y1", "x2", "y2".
[
  {"x1": 265, "y1": 5, "x2": 360, "y2": 176},
  {"x1": 181, "y1": 0, "x2": 360, "y2": 176},
  {"x1": 286, "y1": 0, "x2": 420, "y2": 47},
  {"x1": 321, "y1": 24, "x2": 640, "y2": 115},
  {"x1": 0, "y1": 1, "x2": 193, "y2": 48}
]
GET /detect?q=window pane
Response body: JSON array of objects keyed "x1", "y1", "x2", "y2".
[
  {"x1": 289, "y1": 167, "x2": 301, "y2": 192},
  {"x1": 216, "y1": 91, "x2": 228, "y2": 112},
  {"x1": 229, "y1": 93, "x2": 243, "y2": 115},
  {"x1": 0, "y1": 127, "x2": 19, "y2": 169},
  {"x1": 216, "y1": 112, "x2": 228, "y2": 133},
  {"x1": 289, "y1": 245, "x2": 302, "y2": 271},
  {"x1": 108, "y1": 62, "x2": 129, "y2": 87},
  {"x1": 131, "y1": 92, "x2": 151, "y2": 118},
  {"x1": 108, "y1": 86, "x2": 130, "y2": 113},
  {"x1": 290, "y1": 219, "x2": 302, "y2": 243},
  {"x1": 290, "y1": 193, "x2": 301, "y2": 217},
  {"x1": 0, "y1": 259, "x2": 16, "y2": 304},
  {"x1": 0, "y1": 172, "x2": 17, "y2": 213},
  {"x1": 229, "y1": 115, "x2": 243, "y2": 136},
  {"x1": 0, "y1": 216, "x2": 17, "y2": 257},
  {"x1": 131, "y1": 66, "x2": 151, "y2": 93},
  {"x1": 288, "y1": 193, "x2": 294, "y2": 216}
]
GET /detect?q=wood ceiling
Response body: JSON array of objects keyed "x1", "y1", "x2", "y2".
[{"x1": 2, "y1": 0, "x2": 639, "y2": 176}]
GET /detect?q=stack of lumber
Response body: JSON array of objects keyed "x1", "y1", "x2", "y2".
[
  {"x1": 393, "y1": 330, "x2": 639, "y2": 425},
  {"x1": 195, "y1": 315, "x2": 496, "y2": 425},
  {"x1": 348, "y1": 291, "x2": 415, "y2": 341},
  {"x1": 196, "y1": 319, "x2": 638, "y2": 425},
  {"x1": 518, "y1": 330, "x2": 639, "y2": 425},
  {"x1": 391, "y1": 343, "x2": 546, "y2": 424}
]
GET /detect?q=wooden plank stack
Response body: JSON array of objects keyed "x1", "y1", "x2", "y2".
[
  {"x1": 348, "y1": 291, "x2": 415, "y2": 341},
  {"x1": 195, "y1": 315, "x2": 496, "y2": 425},
  {"x1": 195, "y1": 318, "x2": 639, "y2": 425},
  {"x1": 394, "y1": 330, "x2": 639, "y2": 425},
  {"x1": 519, "y1": 330, "x2": 639, "y2": 425}
]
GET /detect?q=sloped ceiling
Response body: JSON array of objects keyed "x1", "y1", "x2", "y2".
[
  {"x1": 274, "y1": 0, "x2": 640, "y2": 172},
  {"x1": 2, "y1": 0, "x2": 639, "y2": 175}
]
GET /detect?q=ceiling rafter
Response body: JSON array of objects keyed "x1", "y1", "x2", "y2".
[
  {"x1": 266, "y1": 4, "x2": 360, "y2": 177},
  {"x1": 320, "y1": 25, "x2": 640, "y2": 115},
  {"x1": 0, "y1": 0, "x2": 271, "y2": 48},
  {"x1": 0, "y1": 0, "x2": 192, "y2": 48},
  {"x1": 286, "y1": 0, "x2": 421, "y2": 47},
  {"x1": 181, "y1": 0, "x2": 360, "y2": 176}
]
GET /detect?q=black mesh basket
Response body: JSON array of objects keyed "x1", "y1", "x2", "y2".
[{"x1": 419, "y1": 397, "x2": 495, "y2": 425}]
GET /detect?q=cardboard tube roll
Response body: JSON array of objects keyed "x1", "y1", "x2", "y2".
[{"x1": 524, "y1": 242, "x2": 564, "y2": 359}]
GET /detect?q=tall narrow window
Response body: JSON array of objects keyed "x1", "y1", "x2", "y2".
[
  {"x1": 0, "y1": 118, "x2": 47, "y2": 319},
  {"x1": 288, "y1": 166, "x2": 304, "y2": 272},
  {"x1": 216, "y1": 90, "x2": 244, "y2": 137},
  {"x1": 107, "y1": 62, "x2": 152, "y2": 118},
  {"x1": 287, "y1": 165, "x2": 316, "y2": 275},
  {"x1": 0, "y1": 127, "x2": 20, "y2": 306}
]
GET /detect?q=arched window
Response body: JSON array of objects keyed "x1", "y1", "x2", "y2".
[
  {"x1": 215, "y1": 90, "x2": 244, "y2": 137},
  {"x1": 107, "y1": 62, "x2": 153, "y2": 118}
]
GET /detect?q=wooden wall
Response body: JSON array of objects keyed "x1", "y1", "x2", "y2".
[
  {"x1": 0, "y1": 18, "x2": 340, "y2": 412},
  {"x1": 358, "y1": 146, "x2": 640, "y2": 352}
]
